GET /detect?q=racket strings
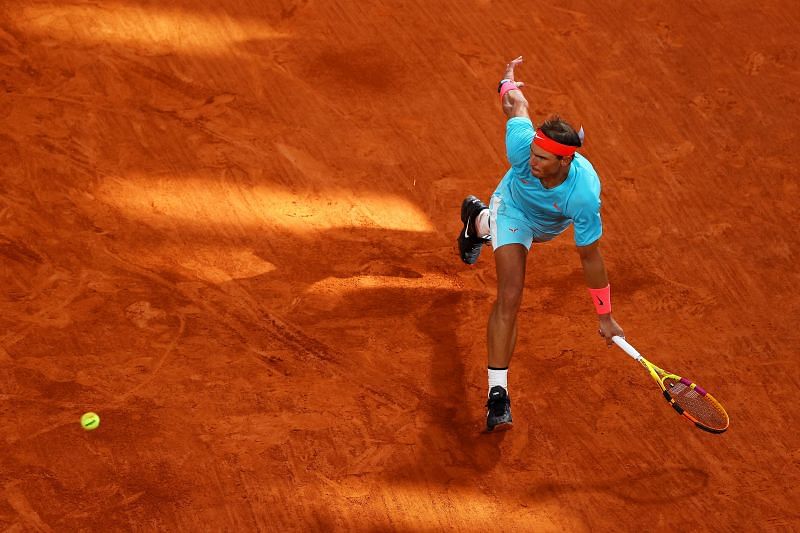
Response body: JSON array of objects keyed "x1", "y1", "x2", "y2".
[{"x1": 664, "y1": 378, "x2": 728, "y2": 430}]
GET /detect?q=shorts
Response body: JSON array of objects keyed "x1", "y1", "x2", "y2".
[{"x1": 489, "y1": 191, "x2": 557, "y2": 251}]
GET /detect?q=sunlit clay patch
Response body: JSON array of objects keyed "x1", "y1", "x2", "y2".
[
  {"x1": 98, "y1": 177, "x2": 434, "y2": 233},
  {"x1": 177, "y1": 247, "x2": 276, "y2": 283},
  {"x1": 336, "y1": 484, "x2": 587, "y2": 531},
  {"x1": 16, "y1": 4, "x2": 287, "y2": 53},
  {"x1": 304, "y1": 274, "x2": 462, "y2": 296}
]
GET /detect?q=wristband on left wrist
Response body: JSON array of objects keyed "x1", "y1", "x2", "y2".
[
  {"x1": 499, "y1": 81, "x2": 520, "y2": 100},
  {"x1": 497, "y1": 79, "x2": 514, "y2": 93},
  {"x1": 589, "y1": 284, "x2": 611, "y2": 315}
]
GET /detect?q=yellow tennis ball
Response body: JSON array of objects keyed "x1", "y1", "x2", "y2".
[{"x1": 81, "y1": 412, "x2": 100, "y2": 431}]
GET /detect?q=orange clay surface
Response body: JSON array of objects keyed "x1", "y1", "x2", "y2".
[{"x1": 1, "y1": 1, "x2": 799, "y2": 531}]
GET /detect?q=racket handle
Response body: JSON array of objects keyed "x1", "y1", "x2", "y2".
[{"x1": 612, "y1": 335, "x2": 643, "y2": 361}]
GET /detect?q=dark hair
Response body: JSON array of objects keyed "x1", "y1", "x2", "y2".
[{"x1": 539, "y1": 115, "x2": 581, "y2": 159}]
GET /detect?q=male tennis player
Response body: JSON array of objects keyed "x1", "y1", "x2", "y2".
[{"x1": 458, "y1": 56, "x2": 625, "y2": 432}]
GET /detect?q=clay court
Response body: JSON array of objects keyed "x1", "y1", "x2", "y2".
[{"x1": 1, "y1": 0, "x2": 799, "y2": 530}]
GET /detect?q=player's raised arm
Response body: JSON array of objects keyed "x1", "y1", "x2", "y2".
[{"x1": 498, "y1": 56, "x2": 529, "y2": 119}]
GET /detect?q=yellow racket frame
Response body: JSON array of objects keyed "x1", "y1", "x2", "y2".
[{"x1": 613, "y1": 336, "x2": 729, "y2": 433}]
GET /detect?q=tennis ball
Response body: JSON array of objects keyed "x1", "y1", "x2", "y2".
[{"x1": 81, "y1": 412, "x2": 100, "y2": 431}]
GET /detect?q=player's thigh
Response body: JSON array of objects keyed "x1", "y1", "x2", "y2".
[{"x1": 494, "y1": 244, "x2": 527, "y2": 307}]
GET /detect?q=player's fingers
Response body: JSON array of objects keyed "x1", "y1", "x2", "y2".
[{"x1": 516, "y1": 81, "x2": 525, "y2": 88}]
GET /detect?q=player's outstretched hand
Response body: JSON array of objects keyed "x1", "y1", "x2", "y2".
[
  {"x1": 503, "y1": 56, "x2": 525, "y2": 87},
  {"x1": 598, "y1": 315, "x2": 624, "y2": 347}
]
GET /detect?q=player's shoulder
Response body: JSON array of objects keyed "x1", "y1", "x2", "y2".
[
  {"x1": 571, "y1": 155, "x2": 601, "y2": 188},
  {"x1": 572, "y1": 153, "x2": 598, "y2": 175},
  {"x1": 506, "y1": 116, "x2": 533, "y2": 134},
  {"x1": 566, "y1": 156, "x2": 601, "y2": 208}
]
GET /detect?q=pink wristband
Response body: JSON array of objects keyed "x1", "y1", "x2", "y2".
[
  {"x1": 499, "y1": 80, "x2": 520, "y2": 100},
  {"x1": 589, "y1": 285, "x2": 611, "y2": 315}
]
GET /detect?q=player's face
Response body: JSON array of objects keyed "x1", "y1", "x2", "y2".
[{"x1": 530, "y1": 145, "x2": 562, "y2": 179}]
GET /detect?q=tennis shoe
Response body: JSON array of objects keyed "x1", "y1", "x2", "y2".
[
  {"x1": 458, "y1": 195, "x2": 490, "y2": 265},
  {"x1": 485, "y1": 385, "x2": 512, "y2": 432}
]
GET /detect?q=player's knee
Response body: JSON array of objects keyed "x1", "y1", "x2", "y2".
[{"x1": 496, "y1": 285, "x2": 524, "y2": 315}]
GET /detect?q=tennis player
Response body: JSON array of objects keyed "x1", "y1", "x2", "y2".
[{"x1": 458, "y1": 56, "x2": 625, "y2": 432}]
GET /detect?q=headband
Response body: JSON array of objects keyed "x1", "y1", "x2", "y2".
[{"x1": 533, "y1": 128, "x2": 582, "y2": 157}]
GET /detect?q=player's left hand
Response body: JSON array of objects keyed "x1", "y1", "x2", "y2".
[
  {"x1": 502, "y1": 56, "x2": 525, "y2": 84},
  {"x1": 598, "y1": 314, "x2": 624, "y2": 347}
]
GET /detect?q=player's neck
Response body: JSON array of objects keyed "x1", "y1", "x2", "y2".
[{"x1": 540, "y1": 167, "x2": 570, "y2": 189}]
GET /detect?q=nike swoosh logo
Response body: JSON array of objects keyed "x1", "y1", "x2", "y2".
[
  {"x1": 464, "y1": 216, "x2": 471, "y2": 238},
  {"x1": 596, "y1": 296, "x2": 604, "y2": 306}
]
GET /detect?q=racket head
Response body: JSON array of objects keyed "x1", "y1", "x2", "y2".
[
  {"x1": 661, "y1": 375, "x2": 730, "y2": 433},
  {"x1": 639, "y1": 358, "x2": 729, "y2": 433}
]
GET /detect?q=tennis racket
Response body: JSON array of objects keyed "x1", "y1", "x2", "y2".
[{"x1": 612, "y1": 336, "x2": 729, "y2": 433}]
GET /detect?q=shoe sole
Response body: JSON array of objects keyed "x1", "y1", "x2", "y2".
[
  {"x1": 458, "y1": 235, "x2": 483, "y2": 265},
  {"x1": 458, "y1": 196, "x2": 488, "y2": 265},
  {"x1": 484, "y1": 421, "x2": 513, "y2": 433}
]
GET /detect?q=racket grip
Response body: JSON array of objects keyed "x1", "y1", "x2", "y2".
[{"x1": 612, "y1": 336, "x2": 642, "y2": 361}]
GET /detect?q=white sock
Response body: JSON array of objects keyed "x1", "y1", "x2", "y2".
[
  {"x1": 476, "y1": 209, "x2": 491, "y2": 237},
  {"x1": 488, "y1": 367, "x2": 508, "y2": 394}
]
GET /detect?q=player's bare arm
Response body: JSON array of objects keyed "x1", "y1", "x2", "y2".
[
  {"x1": 577, "y1": 239, "x2": 624, "y2": 345},
  {"x1": 500, "y1": 56, "x2": 529, "y2": 119}
]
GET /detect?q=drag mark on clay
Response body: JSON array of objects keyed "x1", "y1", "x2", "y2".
[
  {"x1": 116, "y1": 312, "x2": 185, "y2": 401},
  {"x1": 3, "y1": 482, "x2": 54, "y2": 532},
  {"x1": 101, "y1": 244, "x2": 340, "y2": 374},
  {"x1": 1, "y1": 269, "x2": 89, "y2": 354}
]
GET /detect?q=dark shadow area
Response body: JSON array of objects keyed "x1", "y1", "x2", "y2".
[{"x1": 528, "y1": 466, "x2": 710, "y2": 505}]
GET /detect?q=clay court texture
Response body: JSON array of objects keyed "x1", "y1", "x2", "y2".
[{"x1": 1, "y1": 0, "x2": 799, "y2": 531}]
